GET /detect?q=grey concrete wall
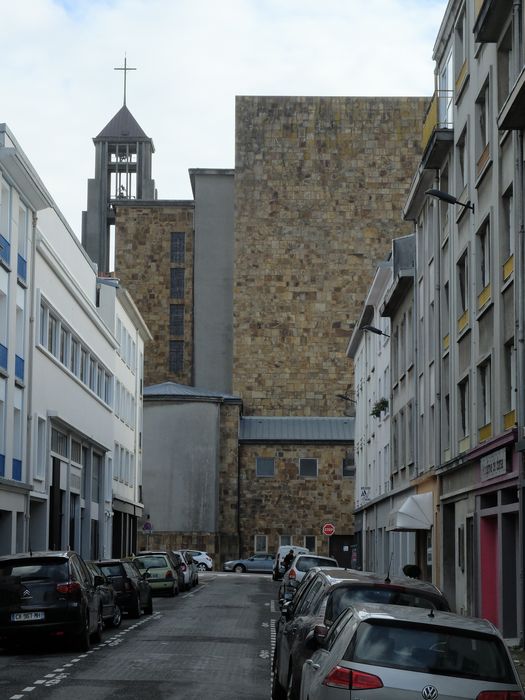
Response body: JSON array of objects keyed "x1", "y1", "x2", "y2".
[
  {"x1": 192, "y1": 171, "x2": 234, "y2": 393},
  {"x1": 142, "y1": 400, "x2": 220, "y2": 532}
]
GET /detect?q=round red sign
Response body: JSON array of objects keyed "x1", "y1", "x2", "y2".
[{"x1": 322, "y1": 522, "x2": 335, "y2": 536}]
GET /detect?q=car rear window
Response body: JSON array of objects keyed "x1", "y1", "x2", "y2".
[
  {"x1": 99, "y1": 563, "x2": 123, "y2": 577},
  {"x1": 346, "y1": 620, "x2": 516, "y2": 683},
  {"x1": 135, "y1": 556, "x2": 167, "y2": 569},
  {"x1": 296, "y1": 556, "x2": 336, "y2": 572},
  {"x1": 326, "y1": 584, "x2": 447, "y2": 623},
  {"x1": 0, "y1": 558, "x2": 68, "y2": 582}
]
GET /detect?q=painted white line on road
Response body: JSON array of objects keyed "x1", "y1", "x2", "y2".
[{"x1": 21, "y1": 688, "x2": 34, "y2": 692}]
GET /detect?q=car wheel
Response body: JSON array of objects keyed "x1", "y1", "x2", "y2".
[
  {"x1": 197, "y1": 563, "x2": 206, "y2": 572},
  {"x1": 233, "y1": 564, "x2": 246, "y2": 573},
  {"x1": 74, "y1": 614, "x2": 90, "y2": 652},
  {"x1": 130, "y1": 593, "x2": 141, "y2": 618},
  {"x1": 110, "y1": 604, "x2": 122, "y2": 628},
  {"x1": 91, "y1": 607, "x2": 103, "y2": 643},
  {"x1": 144, "y1": 594, "x2": 153, "y2": 615}
]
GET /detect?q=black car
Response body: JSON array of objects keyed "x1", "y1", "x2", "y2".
[
  {"x1": 0, "y1": 550, "x2": 104, "y2": 652},
  {"x1": 86, "y1": 562, "x2": 122, "y2": 628},
  {"x1": 272, "y1": 567, "x2": 451, "y2": 700},
  {"x1": 95, "y1": 559, "x2": 153, "y2": 617}
]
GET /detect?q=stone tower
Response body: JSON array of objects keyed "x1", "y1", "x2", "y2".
[{"x1": 81, "y1": 105, "x2": 156, "y2": 273}]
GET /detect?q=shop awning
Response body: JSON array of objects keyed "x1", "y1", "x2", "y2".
[{"x1": 387, "y1": 493, "x2": 433, "y2": 531}]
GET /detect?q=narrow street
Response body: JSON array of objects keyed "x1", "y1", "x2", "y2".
[{"x1": 0, "y1": 574, "x2": 278, "y2": 700}]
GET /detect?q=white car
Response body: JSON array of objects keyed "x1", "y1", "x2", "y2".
[
  {"x1": 272, "y1": 545, "x2": 310, "y2": 581},
  {"x1": 182, "y1": 549, "x2": 213, "y2": 572},
  {"x1": 171, "y1": 550, "x2": 199, "y2": 589},
  {"x1": 280, "y1": 553, "x2": 338, "y2": 597}
]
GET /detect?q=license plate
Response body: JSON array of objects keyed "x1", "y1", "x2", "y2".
[{"x1": 11, "y1": 611, "x2": 45, "y2": 622}]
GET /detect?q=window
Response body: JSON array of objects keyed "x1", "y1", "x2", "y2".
[
  {"x1": 92, "y1": 453, "x2": 102, "y2": 503},
  {"x1": 454, "y1": 9, "x2": 467, "y2": 84},
  {"x1": 59, "y1": 326, "x2": 68, "y2": 366},
  {"x1": 441, "y1": 281, "x2": 450, "y2": 340},
  {"x1": 169, "y1": 340, "x2": 184, "y2": 373},
  {"x1": 457, "y1": 251, "x2": 469, "y2": 314},
  {"x1": 0, "y1": 183, "x2": 10, "y2": 239},
  {"x1": 459, "y1": 376, "x2": 470, "y2": 438},
  {"x1": 256, "y1": 457, "x2": 275, "y2": 477},
  {"x1": 477, "y1": 220, "x2": 491, "y2": 293},
  {"x1": 498, "y1": 26, "x2": 513, "y2": 111},
  {"x1": 169, "y1": 304, "x2": 184, "y2": 336},
  {"x1": 0, "y1": 378, "x2": 6, "y2": 468},
  {"x1": 279, "y1": 535, "x2": 292, "y2": 547},
  {"x1": 501, "y1": 187, "x2": 514, "y2": 268},
  {"x1": 299, "y1": 458, "x2": 317, "y2": 478},
  {"x1": 170, "y1": 268, "x2": 185, "y2": 298},
  {"x1": 457, "y1": 128, "x2": 468, "y2": 190},
  {"x1": 342, "y1": 455, "x2": 355, "y2": 478},
  {"x1": 171, "y1": 232, "x2": 185, "y2": 263},
  {"x1": 503, "y1": 340, "x2": 516, "y2": 414},
  {"x1": 51, "y1": 428, "x2": 68, "y2": 457},
  {"x1": 254, "y1": 535, "x2": 267, "y2": 553},
  {"x1": 438, "y1": 51, "x2": 453, "y2": 128},
  {"x1": 47, "y1": 314, "x2": 58, "y2": 356},
  {"x1": 70, "y1": 337, "x2": 79, "y2": 375},
  {"x1": 479, "y1": 359, "x2": 491, "y2": 427},
  {"x1": 476, "y1": 82, "x2": 490, "y2": 169},
  {"x1": 304, "y1": 535, "x2": 316, "y2": 552}
]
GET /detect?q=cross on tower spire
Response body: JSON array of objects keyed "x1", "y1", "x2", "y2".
[{"x1": 114, "y1": 54, "x2": 137, "y2": 106}]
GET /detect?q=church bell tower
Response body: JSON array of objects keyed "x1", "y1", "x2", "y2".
[{"x1": 82, "y1": 59, "x2": 155, "y2": 273}]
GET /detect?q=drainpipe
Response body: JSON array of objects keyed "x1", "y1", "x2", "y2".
[
  {"x1": 512, "y1": 0, "x2": 525, "y2": 648},
  {"x1": 24, "y1": 211, "x2": 38, "y2": 551}
]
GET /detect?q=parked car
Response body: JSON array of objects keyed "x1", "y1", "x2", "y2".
[
  {"x1": 280, "y1": 554, "x2": 339, "y2": 597},
  {"x1": 273, "y1": 567, "x2": 451, "y2": 700},
  {"x1": 299, "y1": 603, "x2": 524, "y2": 700},
  {"x1": 273, "y1": 546, "x2": 310, "y2": 581},
  {"x1": 95, "y1": 559, "x2": 153, "y2": 617},
  {"x1": 223, "y1": 553, "x2": 275, "y2": 573},
  {"x1": 0, "y1": 550, "x2": 104, "y2": 652},
  {"x1": 172, "y1": 550, "x2": 199, "y2": 589},
  {"x1": 86, "y1": 561, "x2": 122, "y2": 628},
  {"x1": 132, "y1": 553, "x2": 179, "y2": 596},
  {"x1": 182, "y1": 549, "x2": 213, "y2": 572}
]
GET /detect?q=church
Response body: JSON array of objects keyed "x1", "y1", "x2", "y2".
[{"x1": 81, "y1": 86, "x2": 428, "y2": 566}]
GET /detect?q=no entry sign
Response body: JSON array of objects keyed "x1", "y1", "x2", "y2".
[{"x1": 322, "y1": 522, "x2": 335, "y2": 537}]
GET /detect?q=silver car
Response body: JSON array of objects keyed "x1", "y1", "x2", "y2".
[
  {"x1": 280, "y1": 554, "x2": 338, "y2": 597},
  {"x1": 300, "y1": 603, "x2": 524, "y2": 700}
]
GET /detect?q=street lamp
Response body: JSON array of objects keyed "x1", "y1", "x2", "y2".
[
  {"x1": 425, "y1": 188, "x2": 474, "y2": 212},
  {"x1": 362, "y1": 325, "x2": 390, "y2": 338}
]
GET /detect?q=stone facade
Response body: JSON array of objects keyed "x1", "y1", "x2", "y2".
[
  {"x1": 218, "y1": 402, "x2": 242, "y2": 562},
  {"x1": 233, "y1": 96, "x2": 429, "y2": 416},
  {"x1": 114, "y1": 201, "x2": 194, "y2": 387},
  {"x1": 238, "y1": 443, "x2": 354, "y2": 559}
]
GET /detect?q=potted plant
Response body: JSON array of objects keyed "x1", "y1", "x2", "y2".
[{"x1": 371, "y1": 397, "x2": 388, "y2": 418}]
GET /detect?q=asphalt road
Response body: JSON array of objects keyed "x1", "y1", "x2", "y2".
[{"x1": 0, "y1": 572, "x2": 279, "y2": 700}]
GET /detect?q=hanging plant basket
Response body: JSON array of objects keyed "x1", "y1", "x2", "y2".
[{"x1": 371, "y1": 397, "x2": 388, "y2": 418}]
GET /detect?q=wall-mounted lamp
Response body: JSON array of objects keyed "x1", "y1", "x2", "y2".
[
  {"x1": 425, "y1": 188, "x2": 474, "y2": 213},
  {"x1": 362, "y1": 325, "x2": 390, "y2": 338}
]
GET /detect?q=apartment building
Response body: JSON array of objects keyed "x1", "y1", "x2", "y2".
[
  {"x1": 351, "y1": 0, "x2": 525, "y2": 642},
  {"x1": 0, "y1": 123, "x2": 149, "y2": 559}
]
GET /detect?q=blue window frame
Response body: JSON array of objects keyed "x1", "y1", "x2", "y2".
[
  {"x1": 12, "y1": 459, "x2": 21, "y2": 481},
  {"x1": 0, "y1": 344, "x2": 7, "y2": 372},
  {"x1": 0, "y1": 235, "x2": 10, "y2": 267},
  {"x1": 17, "y1": 255, "x2": 27, "y2": 282},
  {"x1": 15, "y1": 355, "x2": 24, "y2": 381}
]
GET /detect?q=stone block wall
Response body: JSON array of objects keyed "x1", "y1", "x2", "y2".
[
  {"x1": 115, "y1": 202, "x2": 194, "y2": 387},
  {"x1": 218, "y1": 402, "x2": 241, "y2": 562},
  {"x1": 233, "y1": 96, "x2": 429, "y2": 416},
  {"x1": 238, "y1": 443, "x2": 354, "y2": 559}
]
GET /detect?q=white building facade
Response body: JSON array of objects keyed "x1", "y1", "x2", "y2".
[{"x1": 0, "y1": 123, "x2": 149, "y2": 559}]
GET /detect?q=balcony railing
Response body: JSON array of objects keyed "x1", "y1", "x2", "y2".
[
  {"x1": 479, "y1": 422, "x2": 493, "y2": 442},
  {"x1": 0, "y1": 454, "x2": 4, "y2": 477},
  {"x1": 421, "y1": 90, "x2": 453, "y2": 153},
  {"x1": 15, "y1": 355, "x2": 24, "y2": 382},
  {"x1": 457, "y1": 310, "x2": 469, "y2": 334},
  {"x1": 504, "y1": 409, "x2": 516, "y2": 430},
  {"x1": 0, "y1": 344, "x2": 7, "y2": 372},
  {"x1": 478, "y1": 283, "x2": 491, "y2": 310},
  {"x1": 0, "y1": 235, "x2": 10, "y2": 267},
  {"x1": 503, "y1": 255, "x2": 514, "y2": 282},
  {"x1": 17, "y1": 254, "x2": 27, "y2": 282}
]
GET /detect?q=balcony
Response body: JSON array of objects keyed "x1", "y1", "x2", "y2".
[
  {"x1": 12, "y1": 459, "x2": 21, "y2": 481},
  {"x1": 474, "y1": 0, "x2": 512, "y2": 43},
  {"x1": 477, "y1": 283, "x2": 491, "y2": 310},
  {"x1": 15, "y1": 355, "x2": 24, "y2": 382},
  {"x1": 420, "y1": 91, "x2": 454, "y2": 169},
  {"x1": 504, "y1": 409, "x2": 516, "y2": 430},
  {"x1": 479, "y1": 422, "x2": 493, "y2": 442},
  {"x1": 499, "y1": 65, "x2": 525, "y2": 130},
  {"x1": 17, "y1": 254, "x2": 27, "y2": 282},
  {"x1": 0, "y1": 234, "x2": 10, "y2": 267},
  {"x1": 457, "y1": 310, "x2": 469, "y2": 334},
  {"x1": 0, "y1": 343, "x2": 7, "y2": 372},
  {"x1": 503, "y1": 255, "x2": 514, "y2": 282}
]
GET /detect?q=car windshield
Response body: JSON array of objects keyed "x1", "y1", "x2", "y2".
[
  {"x1": 347, "y1": 620, "x2": 515, "y2": 683},
  {"x1": 135, "y1": 556, "x2": 167, "y2": 569},
  {"x1": 0, "y1": 559, "x2": 68, "y2": 581},
  {"x1": 295, "y1": 556, "x2": 334, "y2": 572},
  {"x1": 326, "y1": 585, "x2": 446, "y2": 623}
]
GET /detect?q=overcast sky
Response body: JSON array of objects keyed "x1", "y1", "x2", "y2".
[{"x1": 2, "y1": 0, "x2": 447, "y2": 236}]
